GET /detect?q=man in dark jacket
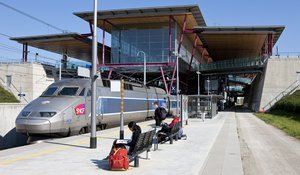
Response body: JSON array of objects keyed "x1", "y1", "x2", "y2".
[
  {"x1": 154, "y1": 101, "x2": 167, "y2": 126},
  {"x1": 126, "y1": 121, "x2": 141, "y2": 154}
]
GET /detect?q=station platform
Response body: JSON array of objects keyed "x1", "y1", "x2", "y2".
[{"x1": 0, "y1": 112, "x2": 243, "y2": 175}]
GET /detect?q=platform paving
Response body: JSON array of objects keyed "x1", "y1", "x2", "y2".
[
  {"x1": 0, "y1": 112, "x2": 243, "y2": 175},
  {"x1": 236, "y1": 112, "x2": 300, "y2": 175}
]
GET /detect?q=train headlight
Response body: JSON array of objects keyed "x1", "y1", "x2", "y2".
[
  {"x1": 21, "y1": 111, "x2": 31, "y2": 117},
  {"x1": 40, "y1": 112, "x2": 56, "y2": 117}
]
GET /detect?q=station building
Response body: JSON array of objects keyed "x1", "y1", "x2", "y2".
[{"x1": 10, "y1": 5, "x2": 291, "y2": 112}]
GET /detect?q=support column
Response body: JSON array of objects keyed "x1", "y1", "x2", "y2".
[
  {"x1": 169, "y1": 16, "x2": 172, "y2": 63},
  {"x1": 107, "y1": 67, "x2": 113, "y2": 80},
  {"x1": 169, "y1": 14, "x2": 187, "y2": 93},
  {"x1": 177, "y1": 14, "x2": 187, "y2": 54},
  {"x1": 22, "y1": 43, "x2": 28, "y2": 63},
  {"x1": 188, "y1": 35, "x2": 198, "y2": 71},
  {"x1": 160, "y1": 66, "x2": 169, "y2": 95},
  {"x1": 102, "y1": 20, "x2": 106, "y2": 65},
  {"x1": 268, "y1": 34, "x2": 274, "y2": 56},
  {"x1": 200, "y1": 48, "x2": 206, "y2": 64}
]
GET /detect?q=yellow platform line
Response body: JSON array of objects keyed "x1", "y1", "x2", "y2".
[{"x1": 0, "y1": 122, "x2": 152, "y2": 166}]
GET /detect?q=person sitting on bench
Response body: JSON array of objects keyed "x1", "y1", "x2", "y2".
[
  {"x1": 126, "y1": 121, "x2": 141, "y2": 154},
  {"x1": 157, "y1": 115, "x2": 180, "y2": 143},
  {"x1": 104, "y1": 121, "x2": 141, "y2": 160}
]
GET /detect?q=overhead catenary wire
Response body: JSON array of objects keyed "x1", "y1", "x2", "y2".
[
  {"x1": 0, "y1": 33, "x2": 11, "y2": 38},
  {"x1": 0, "y1": 42, "x2": 58, "y2": 61},
  {"x1": 0, "y1": 2, "x2": 67, "y2": 33}
]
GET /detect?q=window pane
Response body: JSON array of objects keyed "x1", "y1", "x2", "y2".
[
  {"x1": 42, "y1": 87, "x2": 58, "y2": 96},
  {"x1": 59, "y1": 87, "x2": 79, "y2": 96},
  {"x1": 79, "y1": 88, "x2": 85, "y2": 96}
]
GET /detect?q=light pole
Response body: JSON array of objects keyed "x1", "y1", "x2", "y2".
[
  {"x1": 137, "y1": 51, "x2": 146, "y2": 86},
  {"x1": 173, "y1": 52, "x2": 181, "y2": 116},
  {"x1": 196, "y1": 71, "x2": 201, "y2": 95},
  {"x1": 90, "y1": 0, "x2": 98, "y2": 149}
]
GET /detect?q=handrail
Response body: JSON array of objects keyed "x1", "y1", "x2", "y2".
[
  {"x1": 263, "y1": 80, "x2": 299, "y2": 111},
  {"x1": 0, "y1": 76, "x2": 29, "y2": 103},
  {"x1": 199, "y1": 57, "x2": 265, "y2": 71}
]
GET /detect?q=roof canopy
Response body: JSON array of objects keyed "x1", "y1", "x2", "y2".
[
  {"x1": 194, "y1": 26, "x2": 285, "y2": 60},
  {"x1": 74, "y1": 5, "x2": 206, "y2": 33},
  {"x1": 11, "y1": 33, "x2": 110, "y2": 62}
]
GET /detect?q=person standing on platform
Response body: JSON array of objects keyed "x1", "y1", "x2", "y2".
[{"x1": 154, "y1": 101, "x2": 167, "y2": 127}]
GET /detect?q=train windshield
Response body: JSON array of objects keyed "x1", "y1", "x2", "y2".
[
  {"x1": 58, "y1": 87, "x2": 79, "y2": 96},
  {"x1": 42, "y1": 87, "x2": 58, "y2": 96}
]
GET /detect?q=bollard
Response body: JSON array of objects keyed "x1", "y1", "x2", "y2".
[
  {"x1": 201, "y1": 113, "x2": 205, "y2": 122},
  {"x1": 146, "y1": 150, "x2": 151, "y2": 160},
  {"x1": 175, "y1": 134, "x2": 179, "y2": 141},
  {"x1": 153, "y1": 134, "x2": 158, "y2": 151},
  {"x1": 134, "y1": 156, "x2": 139, "y2": 167},
  {"x1": 154, "y1": 139, "x2": 158, "y2": 151},
  {"x1": 170, "y1": 136, "x2": 173, "y2": 144}
]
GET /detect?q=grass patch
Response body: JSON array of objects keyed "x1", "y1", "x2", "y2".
[
  {"x1": 255, "y1": 111, "x2": 300, "y2": 140},
  {"x1": 273, "y1": 90, "x2": 300, "y2": 113},
  {"x1": 0, "y1": 86, "x2": 19, "y2": 103}
]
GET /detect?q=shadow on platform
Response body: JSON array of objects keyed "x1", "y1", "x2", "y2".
[
  {"x1": 0, "y1": 127, "x2": 27, "y2": 150},
  {"x1": 91, "y1": 159, "x2": 110, "y2": 170}
]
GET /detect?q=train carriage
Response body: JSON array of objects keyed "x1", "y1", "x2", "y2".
[{"x1": 15, "y1": 78, "x2": 176, "y2": 136}]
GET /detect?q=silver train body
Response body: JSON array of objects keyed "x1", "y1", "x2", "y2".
[{"x1": 15, "y1": 78, "x2": 176, "y2": 135}]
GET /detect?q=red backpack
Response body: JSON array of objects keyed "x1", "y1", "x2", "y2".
[{"x1": 109, "y1": 147, "x2": 129, "y2": 171}]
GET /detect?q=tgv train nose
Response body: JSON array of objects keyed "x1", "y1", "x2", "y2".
[{"x1": 16, "y1": 118, "x2": 51, "y2": 134}]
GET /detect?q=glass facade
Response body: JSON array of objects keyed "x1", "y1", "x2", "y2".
[{"x1": 111, "y1": 23, "x2": 175, "y2": 64}]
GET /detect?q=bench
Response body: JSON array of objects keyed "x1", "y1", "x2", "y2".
[
  {"x1": 128, "y1": 129, "x2": 156, "y2": 167},
  {"x1": 159, "y1": 122, "x2": 182, "y2": 144}
]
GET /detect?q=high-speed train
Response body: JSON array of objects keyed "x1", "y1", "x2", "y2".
[{"x1": 15, "y1": 78, "x2": 176, "y2": 136}]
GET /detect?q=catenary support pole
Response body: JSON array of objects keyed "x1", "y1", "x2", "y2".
[
  {"x1": 120, "y1": 79, "x2": 125, "y2": 139},
  {"x1": 90, "y1": 0, "x2": 98, "y2": 149}
]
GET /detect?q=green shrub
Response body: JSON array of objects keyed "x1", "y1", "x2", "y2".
[
  {"x1": 272, "y1": 90, "x2": 300, "y2": 114},
  {"x1": 0, "y1": 86, "x2": 19, "y2": 103}
]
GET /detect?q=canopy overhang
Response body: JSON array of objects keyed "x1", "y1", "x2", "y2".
[
  {"x1": 10, "y1": 33, "x2": 110, "y2": 62},
  {"x1": 194, "y1": 26, "x2": 285, "y2": 60},
  {"x1": 74, "y1": 5, "x2": 206, "y2": 33}
]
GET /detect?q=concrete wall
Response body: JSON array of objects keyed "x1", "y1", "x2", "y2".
[
  {"x1": 0, "y1": 63, "x2": 54, "y2": 103},
  {"x1": 243, "y1": 72, "x2": 265, "y2": 111},
  {"x1": 0, "y1": 104, "x2": 27, "y2": 150},
  {"x1": 259, "y1": 58, "x2": 300, "y2": 111}
]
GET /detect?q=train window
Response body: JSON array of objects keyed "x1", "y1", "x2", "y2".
[
  {"x1": 87, "y1": 89, "x2": 91, "y2": 96},
  {"x1": 42, "y1": 87, "x2": 58, "y2": 96},
  {"x1": 79, "y1": 88, "x2": 85, "y2": 96},
  {"x1": 58, "y1": 87, "x2": 79, "y2": 96}
]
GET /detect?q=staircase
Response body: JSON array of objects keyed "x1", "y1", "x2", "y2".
[{"x1": 263, "y1": 80, "x2": 300, "y2": 111}]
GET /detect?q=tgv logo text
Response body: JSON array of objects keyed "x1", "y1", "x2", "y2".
[{"x1": 75, "y1": 104, "x2": 85, "y2": 115}]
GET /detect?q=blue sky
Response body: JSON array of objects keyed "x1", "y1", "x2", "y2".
[{"x1": 0, "y1": 0, "x2": 299, "y2": 63}]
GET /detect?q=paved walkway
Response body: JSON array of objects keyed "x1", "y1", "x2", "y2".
[
  {"x1": 236, "y1": 112, "x2": 300, "y2": 175},
  {"x1": 0, "y1": 112, "x2": 243, "y2": 175}
]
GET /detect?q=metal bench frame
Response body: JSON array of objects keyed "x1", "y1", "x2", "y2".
[
  {"x1": 159, "y1": 122, "x2": 181, "y2": 144},
  {"x1": 128, "y1": 129, "x2": 156, "y2": 167}
]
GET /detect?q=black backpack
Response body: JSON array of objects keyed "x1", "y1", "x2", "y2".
[{"x1": 158, "y1": 107, "x2": 167, "y2": 120}]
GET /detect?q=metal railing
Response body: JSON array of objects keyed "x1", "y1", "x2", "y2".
[
  {"x1": 0, "y1": 76, "x2": 29, "y2": 103},
  {"x1": 199, "y1": 57, "x2": 264, "y2": 71},
  {"x1": 263, "y1": 80, "x2": 300, "y2": 111},
  {"x1": 272, "y1": 52, "x2": 300, "y2": 59}
]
